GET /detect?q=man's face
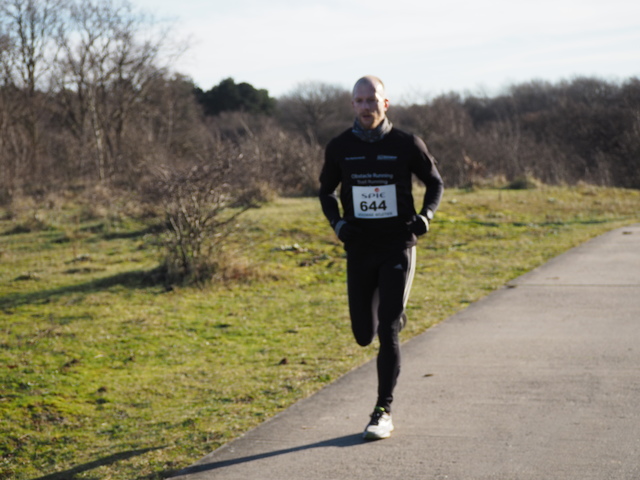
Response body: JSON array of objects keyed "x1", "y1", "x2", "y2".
[{"x1": 351, "y1": 81, "x2": 389, "y2": 130}]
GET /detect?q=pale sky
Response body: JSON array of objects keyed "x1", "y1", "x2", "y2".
[{"x1": 134, "y1": 0, "x2": 640, "y2": 102}]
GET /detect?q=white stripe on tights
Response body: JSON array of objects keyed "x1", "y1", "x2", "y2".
[{"x1": 403, "y1": 246, "x2": 417, "y2": 308}]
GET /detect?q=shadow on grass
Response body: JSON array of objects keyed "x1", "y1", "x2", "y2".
[
  {"x1": 100, "y1": 223, "x2": 167, "y2": 240},
  {"x1": 31, "y1": 447, "x2": 164, "y2": 480},
  {"x1": 167, "y1": 433, "x2": 364, "y2": 478},
  {"x1": 0, "y1": 266, "x2": 168, "y2": 309},
  {"x1": 465, "y1": 218, "x2": 611, "y2": 229}
]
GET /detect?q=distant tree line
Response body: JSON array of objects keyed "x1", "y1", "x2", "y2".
[
  {"x1": 401, "y1": 78, "x2": 640, "y2": 189},
  {"x1": 2, "y1": 0, "x2": 640, "y2": 210}
]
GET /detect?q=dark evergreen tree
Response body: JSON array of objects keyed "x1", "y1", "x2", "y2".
[{"x1": 194, "y1": 78, "x2": 275, "y2": 116}]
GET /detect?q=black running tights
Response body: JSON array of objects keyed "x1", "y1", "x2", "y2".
[{"x1": 346, "y1": 246, "x2": 416, "y2": 413}]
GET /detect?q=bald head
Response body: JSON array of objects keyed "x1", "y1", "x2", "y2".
[{"x1": 352, "y1": 75, "x2": 386, "y2": 99}]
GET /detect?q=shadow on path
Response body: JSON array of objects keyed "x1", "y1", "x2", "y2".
[
  {"x1": 170, "y1": 433, "x2": 364, "y2": 477},
  {"x1": 30, "y1": 447, "x2": 163, "y2": 480}
]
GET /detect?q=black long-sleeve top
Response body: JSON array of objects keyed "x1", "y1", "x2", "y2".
[{"x1": 319, "y1": 126, "x2": 444, "y2": 250}]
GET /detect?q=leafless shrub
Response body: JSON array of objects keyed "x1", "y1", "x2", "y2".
[
  {"x1": 505, "y1": 174, "x2": 543, "y2": 190},
  {"x1": 207, "y1": 112, "x2": 324, "y2": 197},
  {"x1": 146, "y1": 153, "x2": 256, "y2": 285},
  {"x1": 236, "y1": 122, "x2": 323, "y2": 196}
]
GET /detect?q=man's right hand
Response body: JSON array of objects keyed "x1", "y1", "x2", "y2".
[
  {"x1": 334, "y1": 220, "x2": 362, "y2": 243},
  {"x1": 409, "y1": 214, "x2": 429, "y2": 236}
]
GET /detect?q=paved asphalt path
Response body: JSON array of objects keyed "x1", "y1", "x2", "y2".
[{"x1": 171, "y1": 224, "x2": 640, "y2": 480}]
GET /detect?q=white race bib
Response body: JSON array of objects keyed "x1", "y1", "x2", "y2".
[{"x1": 352, "y1": 184, "x2": 398, "y2": 219}]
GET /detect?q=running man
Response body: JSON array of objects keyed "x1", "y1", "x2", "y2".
[{"x1": 319, "y1": 75, "x2": 444, "y2": 440}]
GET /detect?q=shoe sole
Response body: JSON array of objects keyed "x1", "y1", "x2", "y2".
[
  {"x1": 363, "y1": 431, "x2": 391, "y2": 440},
  {"x1": 363, "y1": 425, "x2": 394, "y2": 440}
]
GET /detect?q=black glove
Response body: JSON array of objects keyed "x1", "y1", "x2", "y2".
[
  {"x1": 409, "y1": 214, "x2": 429, "y2": 236},
  {"x1": 334, "y1": 219, "x2": 361, "y2": 243}
]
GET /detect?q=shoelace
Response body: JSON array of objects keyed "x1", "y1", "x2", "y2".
[{"x1": 369, "y1": 408, "x2": 385, "y2": 425}]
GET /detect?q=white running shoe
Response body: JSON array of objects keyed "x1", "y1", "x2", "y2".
[{"x1": 363, "y1": 406, "x2": 394, "y2": 440}]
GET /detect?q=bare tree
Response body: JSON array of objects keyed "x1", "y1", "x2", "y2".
[
  {"x1": 0, "y1": 0, "x2": 66, "y2": 191},
  {"x1": 395, "y1": 94, "x2": 478, "y2": 186},
  {"x1": 276, "y1": 81, "x2": 351, "y2": 145},
  {"x1": 0, "y1": 32, "x2": 18, "y2": 199},
  {"x1": 54, "y1": 0, "x2": 177, "y2": 182},
  {"x1": 137, "y1": 74, "x2": 206, "y2": 158}
]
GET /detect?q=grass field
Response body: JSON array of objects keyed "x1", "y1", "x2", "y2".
[{"x1": 1, "y1": 185, "x2": 638, "y2": 479}]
